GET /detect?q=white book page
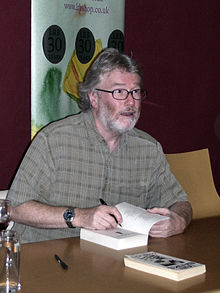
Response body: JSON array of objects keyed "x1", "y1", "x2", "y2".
[{"x1": 116, "y1": 202, "x2": 168, "y2": 235}]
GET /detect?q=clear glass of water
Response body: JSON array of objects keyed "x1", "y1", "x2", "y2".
[{"x1": 0, "y1": 230, "x2": 21, "y2": 292}]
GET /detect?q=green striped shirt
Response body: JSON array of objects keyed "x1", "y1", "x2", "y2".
[{"x1": 8, "y1": 111, "x2": 188, "y2": 243}]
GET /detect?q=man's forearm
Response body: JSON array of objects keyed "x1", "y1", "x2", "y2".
[
  {"x1": 11, "y1": 200, "x2": 122, "y2": 230},
  {"x1": 169, "y1": 201, "x2": 192, "y2": 227},
  {"x1": 11, "y1": 200, "x2": 68, "y2": 228}
]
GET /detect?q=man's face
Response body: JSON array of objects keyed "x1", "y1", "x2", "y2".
[{"x1": 91, "y1": 69, "x2": 142, "y2": 135}]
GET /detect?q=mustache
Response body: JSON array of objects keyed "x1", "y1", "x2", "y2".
[{"x1": 119, "y1": 107, "x2": 139, "y2": 114}]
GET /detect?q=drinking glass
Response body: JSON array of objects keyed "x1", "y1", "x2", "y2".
[
  {"x1": 0, "y1": 230, "x2": 21, "y2": 292},
  {"x1": 0, "y1": 200, "x2": 11, "y2": 231}
]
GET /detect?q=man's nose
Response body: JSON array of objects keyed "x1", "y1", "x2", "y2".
[{"x1": 124, "y1": 92, "x2": 135, "y2": 105}]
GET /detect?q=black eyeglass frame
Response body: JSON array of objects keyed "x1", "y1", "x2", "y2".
[{"x1": 95, "y1": 88, "x2": 147, "y2": 101}]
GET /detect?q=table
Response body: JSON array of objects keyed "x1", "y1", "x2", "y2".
[{"x1": 19, "y1": 217, "x2": 220, "y2": 293}]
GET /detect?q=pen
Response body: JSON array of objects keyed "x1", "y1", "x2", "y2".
[
  {"x1": 54, "y1": 254, "x2": 68, "y2": 270},
  {"x1": 99, "y1": 198, "x2": 122, "y2": 227}
]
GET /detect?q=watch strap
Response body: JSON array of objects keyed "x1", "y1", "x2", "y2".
[{"x1": 66, "y1": 220, "x2": 75, "y2": 228}]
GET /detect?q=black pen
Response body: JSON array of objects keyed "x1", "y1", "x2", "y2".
[
  {"x1": 54, "y1": 254, "x2": 68, "y2": 270},
  {"x1": 99, "y1": 198, "x2": 122, "y2": 227}
]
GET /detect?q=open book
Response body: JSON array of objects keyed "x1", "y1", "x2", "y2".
[
  {"x1": 80, "y1": 202, "x2": 168, "y2": 250},
  {"x1": 124, "y1": 251, "x2": 206, "y2": 281}
]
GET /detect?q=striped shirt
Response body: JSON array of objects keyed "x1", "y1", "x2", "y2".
[{"x1": 8, "y1": 111, "x2": 188, "y2": 243}]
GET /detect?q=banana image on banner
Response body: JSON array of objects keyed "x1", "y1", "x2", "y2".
[
  {"x1": 63, "y1": 38, "x2": 102, "y2": 102},
  {"x1": 31, "y1": 0, "x2": 125, "y2": 138}
]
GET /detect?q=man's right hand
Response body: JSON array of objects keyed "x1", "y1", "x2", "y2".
[{"x1": 73, "y1": 205, "x2": 122, "y2": 230}]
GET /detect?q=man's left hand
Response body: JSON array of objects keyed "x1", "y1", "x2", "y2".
[{"x1": 147, "y1": 201, "x2": 192, "y2": 238}]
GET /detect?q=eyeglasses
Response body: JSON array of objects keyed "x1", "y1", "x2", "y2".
[{"x1": 95, "y1": 88, "x2": 147, "y2": 101}]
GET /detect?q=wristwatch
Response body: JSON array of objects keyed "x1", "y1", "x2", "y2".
[{"x1": 63, "y1": 207, "x2": 76, "y2": 228}]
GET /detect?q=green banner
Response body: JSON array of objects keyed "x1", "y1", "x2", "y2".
[{"x1": 31, "y1": 0, "x2": 125, "y2": 138}]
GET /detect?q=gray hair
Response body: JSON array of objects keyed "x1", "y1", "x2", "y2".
[{"x1": 78, "y1": 48, "x2": 142, "y2": 111}]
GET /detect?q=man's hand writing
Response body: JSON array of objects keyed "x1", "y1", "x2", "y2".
[{"x1": 74, "y1": 205, "x2": 122, "y2": 230}]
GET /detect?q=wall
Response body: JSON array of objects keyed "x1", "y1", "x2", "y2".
[
  {"x1": 124, "y1": 0, "x2": 220, "y2": 193},
  {"x1": 0, "y1": 1, "x2": 31, "y2": 189},
  {"x1": 0, "y1": 1, "x2": 219, "y2": 193}
]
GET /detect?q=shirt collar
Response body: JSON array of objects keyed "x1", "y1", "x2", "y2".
[{"x1": 82, "y1": 110, "x2": 128, "y2": 152}]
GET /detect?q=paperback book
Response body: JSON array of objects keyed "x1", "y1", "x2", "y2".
[
  {"x1": 124, "y1": 251, "x2": 206, "y2": 281},
  {"x1": 80, "y1": 202, "x2": 168, "y2": 250}
]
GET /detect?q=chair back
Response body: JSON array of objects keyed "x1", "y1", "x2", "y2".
[{"x1": 166, "y1": 149, "x2": 220, "y2": 219}]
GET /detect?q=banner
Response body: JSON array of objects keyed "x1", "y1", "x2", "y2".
[{"x1": 31, "y1": 0, "x2": 125, "y2": 138}]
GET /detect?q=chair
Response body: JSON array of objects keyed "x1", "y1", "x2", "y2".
[
  {"x1": 0, "y1": 189, "x2": 14, "y2": 229},
  {"x1": 166, "y1": 149, "x2": 220, "y2": 219}
]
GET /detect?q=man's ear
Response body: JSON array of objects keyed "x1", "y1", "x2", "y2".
[{"x1": 89, "y1": 90, "x2": 98, "y2": 109}]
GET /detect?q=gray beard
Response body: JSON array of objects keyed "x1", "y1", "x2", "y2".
[{"x1": 99, "y1": 106, "x2": 140, "y2": 134}]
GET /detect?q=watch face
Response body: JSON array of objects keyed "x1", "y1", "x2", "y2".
[
  {"x1": 66, "y1": 211, "x2": 73, "y2": 221},
  {"x1": 64, "y1": 209, "x2": 74, "y2": 221},
  {"x1": 63, "y1": 208, "x2": 75, "y2": 228}
]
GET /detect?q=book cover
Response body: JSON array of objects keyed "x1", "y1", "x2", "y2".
[{"x1": 124, "y1": 251, "x2": 206, "y2": 281}]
